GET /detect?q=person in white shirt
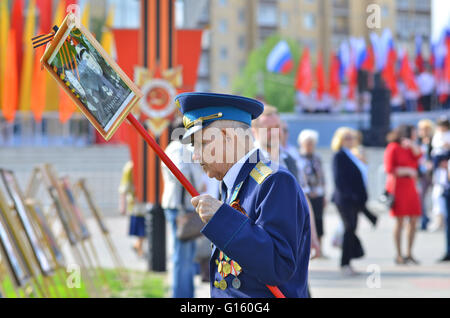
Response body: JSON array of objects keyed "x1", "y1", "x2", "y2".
[
  {"x1": 416, "y1": 67, "x2": 436, "y2": 111},
  {"x1": 161, "y1": 118, "x2": 206, "y2": 298},
  {"x1": 429, "y1": 117, "x2": 450, "y2": 232}
]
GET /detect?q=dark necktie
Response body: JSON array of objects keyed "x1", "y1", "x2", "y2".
[{"x1": 220, "y1": 181, "x2": 228, "y2": 203}]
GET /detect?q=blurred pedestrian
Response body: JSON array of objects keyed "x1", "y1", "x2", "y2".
[
  {"x1": 119, "y1": 161, "x2": 146, "y2": 257},
  {"x1": 352, "y1": 131, "x2": 378, "y2": 227},
  {"x1": 331, "y1": 127, "x2": 366, "y2": 275},
  {"x1": 252, "y1": 105, "x2": 321, "y2": 260},
  {"x1": 298, "y1": 129, "x2": 327, "y2": 254},
  {"x1": 416, "y1": 65, "x2": 435, "y2": 111},
  {"x1": 161, "y1": 117, "x2": 206, "y2": 298},
  {"x1": 429, "y1": 116, "x2": 450, "y2": 231},
  {"x1": 440, "y1": 159, "x2": 450, "y2": 262},
  {"x1": 417, "y1": 119, "x2": 435, "y2": 230},
  {"x1": 384, "y1": 125, "x2": 423, "y2": 265}
]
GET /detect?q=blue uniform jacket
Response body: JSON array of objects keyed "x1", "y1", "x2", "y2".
[{"x1": 201, "y1": 150, "x2": 311, "y2": 298}]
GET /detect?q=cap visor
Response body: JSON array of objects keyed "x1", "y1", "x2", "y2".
[{"x1": 181, "y1": 124, "x2": 203, "y2": 144}]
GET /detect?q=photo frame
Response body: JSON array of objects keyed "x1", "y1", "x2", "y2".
[
  {"x1": 48, "y1": 186, "x2": 78, "y2": 246},
  {"x1": 76, "y1": 179, "x2": 109, "y2": 234},
  {"x1": 40, "y1": 14, "x2": 142, "y2": 140},
  {"x1": 0, "y1": 191, "x2": 31, "y2": 288},
  {"x1": 60, "y1": 177, "x2": 90, "y2": 241},
  {"x1": 0, "y1": 170, "x2": 54, "y2": 276},
  {"x1": 25, "y1": 199, "x2": 65, "y2": 269}
]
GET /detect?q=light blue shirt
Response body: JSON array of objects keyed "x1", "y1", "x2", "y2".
[
  {"x1": 343, "y1": 148, "x2": 368, "y2": 189},
  {"x1": 222, "y1": 148, "x2": 259, "y2": 202}
]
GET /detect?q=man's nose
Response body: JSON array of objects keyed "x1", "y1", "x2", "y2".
[{"x1": 192, "y1": 148, "x2": 201, "y2": 162}]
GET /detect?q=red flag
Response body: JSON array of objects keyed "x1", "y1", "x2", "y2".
[
  {"x1": 30, "y1": 43, "x2": 47, "y2": 122},
  {"x1": 36, "y1": 0, "x2": 53, "y2": 32},
  {"x1": 11, "y1": 0, "x2": 24, "y2": 81},
  {"x1": 328, "y1": 53, "x2": 341, "y2": 100},
  {"x1": 361, "y1": 45, "x2": 375, "y2": 73},
  {"x1": 316, "y1": 51, "x2": 326, "y2": 101},
  {"x1": 295, "y1": 47, "x2": 312, "y2": 94},
  {"x1": 415, "y1": 54, "x2": 424, "y2": 73},
  {"x1": 400, "y1": 53, "x2": 418, "y2": 92},
  {"x1": 445, "y1": 34, "x2": 450, "y2": 82},
  {"x1": 1, "y1": 29, "x2": 19, "y2": 122},
  {"x1": 382, "y1": 48, "x2": 398, "y2": 96},
  {"x1": 176, "y1": 29, "x2": 203, "y2": 92},
  {"x1": 347, "y1": 63, "x2": 358, "y2": 100}
]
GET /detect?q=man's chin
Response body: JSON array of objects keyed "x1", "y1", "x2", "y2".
[{"x1": 202, "y1": 165, "x2": 222, "y2": 181}]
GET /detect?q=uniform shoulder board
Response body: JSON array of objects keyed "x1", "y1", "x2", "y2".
[{"x1": 250, "y1": 161, "x2": 273, "y2": 184}]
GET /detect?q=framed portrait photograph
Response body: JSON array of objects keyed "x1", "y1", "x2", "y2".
[
  {"x1": 0, "y1": 170, "x2": 54, "y2": 276},
  {"x1": 26, "y1": 200, "x2": 65, "y2": 268},
  {"x1": 48, "y1": 186, "x2": 78, "y2": 246},
  {"x1": 0, "y1": 194, "x2": 31, "y2": 288},
  {"x1": 77, "y1": 179, "x2": 109, "y2": 234},
  {"x1": 40, "y1": 14, "x2": 142, "y2": 140},
  {"x1": 60, "y1": 177, "x2": 90, "y2": 241}
]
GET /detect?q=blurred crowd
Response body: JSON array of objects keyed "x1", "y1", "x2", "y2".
[
  {"x1": 296, "y1": 67, "x2": 450, "y2": 114},
  {"x1": 119, "y1": 107, "x2": 450, "y2": 297}
]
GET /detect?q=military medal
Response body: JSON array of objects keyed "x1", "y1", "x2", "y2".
[
  {"x1": 219, "y1": 279, "x2": 227, "y2": 290},
  {"x1": 223, "y1": 262, "x2": 232, "y2": 276},
  {"x1": 232, "y1": 277, "x2": 241, "y2": 289},
  {"x1": 215, "y1": 250, "x2": 244, "y2": 291}
]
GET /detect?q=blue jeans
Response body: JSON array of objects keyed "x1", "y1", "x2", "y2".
[
  {"x1": 164, "y1": 209, "x2": 196, "y2": 298},
  {"x1": 446, "y1": 194, "x2": 450, "y2": 256}
]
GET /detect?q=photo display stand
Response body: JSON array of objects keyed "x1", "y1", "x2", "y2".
[
  {"x1": 0, "y1": 197, "x2": 31, "y2": 298},
  {"x1": 27, "y1": 164, "x2": 101, "y2": 298},
  {"x1": 0, "y1": 169, "x2": 61, "y2": 298},
  {"x1": 0, "y1": 178, "x2": 41, "y2": 298},
  {"x1": 59, "y1": 176, "x2": 110, "y2": 291},
  {"x1": 74, "y1": 178, "x2": 129, "y2": 286},
  {"x1": 24, "y1": 198, "x2": 78, "y2": 298}
]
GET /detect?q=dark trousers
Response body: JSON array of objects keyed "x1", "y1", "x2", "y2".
[
  {"x1": 446, "y1": 194, "x2": 450, "y2": 256},
  {"x1": 336, "y1": 204, "x2": 364, "y2": 267},
  {"x1": 420, "y1": 94, "x2": 432, "y2": 111},
  {"x1": 308, "y1": 196, "x2": 324, "y2": 238}
]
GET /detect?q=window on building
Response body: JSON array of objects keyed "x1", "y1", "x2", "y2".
[
  {"x1": 382, "y1": 5, "x2": 390, "y2": 18},
  {"x1": 258, "y1": 3, "x2": 278, "y2": 27},
  {"x1": 397, "y1": 0, "x2": 409, "y2": 10},
  {"x1": 238, "y1": 8, "x2": 246, "y2": 24},
  {"x1": 304, "y1": 13, "x2": 316, "y2": 29},
  {"x1": 197, "y1": 52, "x2": 210, "y2": 77},
  {"x1": 218, "y1": 19, "x2": 228, "y2": 33},
  {"x1": 238, "y1": 35, "x2": 246, "y2": 50},
  {"x1": 219, "y1": 73, "x2": 229, "y2": 88},
  {"x1": 220, "y1": 47, "x2": 228, "y2": 60},
  {"x1": 196, "y1": 80, "x2": 211, "y2": 92},
  {"x1": 280, "y1": 12, "x2": 289, "y2": 29},
  {"x1": 415, "y1": 0, "x2": 430, "y2": 11}
]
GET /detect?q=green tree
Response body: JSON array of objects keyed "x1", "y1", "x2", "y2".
[{"x1": 232, "y1": 35, "x2": 302, "y2": 113}]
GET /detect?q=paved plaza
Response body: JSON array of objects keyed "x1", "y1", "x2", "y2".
[{"x1": 88, "y1": 202, "x2": 450, "y2": 298}]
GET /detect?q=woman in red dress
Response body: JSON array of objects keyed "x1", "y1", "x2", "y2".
[{"x1": 384, "y1": 125, "x2": 423, "y2": 265}]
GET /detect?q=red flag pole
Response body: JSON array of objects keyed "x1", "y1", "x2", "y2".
[{"x1": 126, "y1": 113, "x2": 286, "y2": 298}]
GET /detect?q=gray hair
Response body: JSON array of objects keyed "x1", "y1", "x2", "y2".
[{"x1": 298, "y1": 129, "x2": 319, "y2": 146}]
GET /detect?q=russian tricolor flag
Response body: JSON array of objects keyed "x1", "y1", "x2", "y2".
[{"x1": 266, "y1": 40, "x2": 294, "y2": 74}]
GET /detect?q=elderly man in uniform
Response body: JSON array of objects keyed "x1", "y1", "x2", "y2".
[{"x1": 176, "y1": 92, "x2": 311, "y2": 298}]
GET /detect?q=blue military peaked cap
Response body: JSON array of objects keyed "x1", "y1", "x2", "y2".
[{"x1": 175, "y1": 92, "x2": 264, "y2": 143}]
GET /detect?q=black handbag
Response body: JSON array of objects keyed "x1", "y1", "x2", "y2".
[
  {"x1": 379, "y1": 190, "x2": 394, "y2": 208},
  {"x1": 175, "y1": 181, "x2": 204, "y2": 241}
]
